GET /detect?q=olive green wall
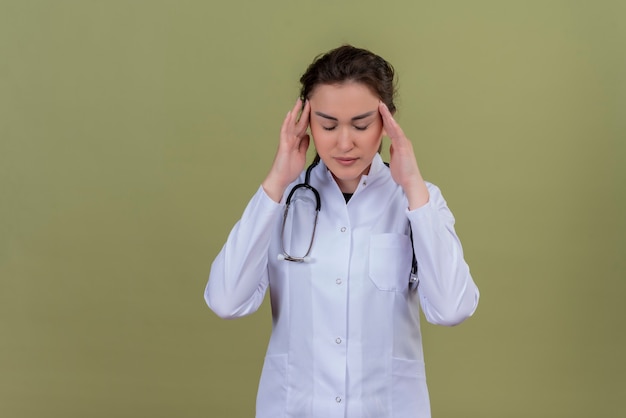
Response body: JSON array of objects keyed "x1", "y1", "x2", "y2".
[{"x1": 1, "y1": 1, "x2": 624, "y2": 417}]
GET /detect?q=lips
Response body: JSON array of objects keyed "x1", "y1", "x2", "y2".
[{"x1": 335, "y1": 157, "x2": 358, "y2": 166}]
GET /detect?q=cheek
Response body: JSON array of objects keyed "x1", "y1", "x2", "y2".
[
  {"x1": 365, "y1": 130, "x2": 384, "y2": 149},
  {"x1": 310, "y1": 126, "x2": 331, "y2": 148}
]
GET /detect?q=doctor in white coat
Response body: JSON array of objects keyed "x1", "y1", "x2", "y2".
[{"x1": 205, "y1": 45, "x2": 479, "y2": 418}]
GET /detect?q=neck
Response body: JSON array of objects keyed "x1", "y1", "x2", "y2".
[{"x1": 334, "y1": 176, "x2": 360, "y2": 193}]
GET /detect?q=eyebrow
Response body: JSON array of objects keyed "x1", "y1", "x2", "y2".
[{"x1": 314, "y1": 110, "x2": 377, "y2": 122}]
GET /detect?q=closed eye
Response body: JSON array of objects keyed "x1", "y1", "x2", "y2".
[{"x1": 322, "y1": 124, "x2": 370, "y2": 131}]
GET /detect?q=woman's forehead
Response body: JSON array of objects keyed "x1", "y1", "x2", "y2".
[{"x1": 309, "y1": 82, "x2": 379, "y2": 116}]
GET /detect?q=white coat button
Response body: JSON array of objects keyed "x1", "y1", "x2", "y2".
[
  {"x1": 340, "y1": 227, "x2": 346, "y2": 232},
  {"x1": 335, "y1": 337, "x2": 342, "y2": 344},
  {"x1": 336, "y1": 396, "x2": 342, "y2": 403},
  {"x1": 336, "y1": 278, "x2": 342, "y2": 285}
]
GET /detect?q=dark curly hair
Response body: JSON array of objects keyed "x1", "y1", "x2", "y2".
[{"x1": 299, "y1": 45, "x2": 397, "y2": 113}]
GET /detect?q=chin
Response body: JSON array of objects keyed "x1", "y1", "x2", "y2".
[{"x1": 329, "y1": 164, "x2": 370, "y2": 188}]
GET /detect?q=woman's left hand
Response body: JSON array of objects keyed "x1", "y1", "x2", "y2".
[{"x1": 379, "y1": 102, "x2": 430, "y2": 210}]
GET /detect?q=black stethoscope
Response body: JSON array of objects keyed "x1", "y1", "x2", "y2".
[
  {"x1": 277, "y1": 160, "x2": 419, "y2": 288},
  {"x1": 277, "y1": 161, "x2": 320, "y2": 263}
]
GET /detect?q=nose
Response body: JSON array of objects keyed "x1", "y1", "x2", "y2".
[{"x1": 336, "y1": 127, "x2": 354, "y2": 152}]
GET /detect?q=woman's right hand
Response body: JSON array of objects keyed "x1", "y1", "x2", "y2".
[{"x1": 262, "y1": 98, "x2": 311, "y2": 202}]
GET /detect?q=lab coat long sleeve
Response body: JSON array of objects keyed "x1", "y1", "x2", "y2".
[
  {"x1": 409, "y1": 183, "x2": 479, "y2": 326},
  {"x1": 205, "y1": 187, "x2": 281, "y2": 319}
]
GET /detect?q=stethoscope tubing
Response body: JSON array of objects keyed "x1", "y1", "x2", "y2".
[{"x1": 279, "y1": 162, "x2": 321, "y2": 263}]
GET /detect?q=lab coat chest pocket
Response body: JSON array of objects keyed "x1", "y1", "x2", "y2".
[{"x1": 368, "y1": 233, "x2": 413, "y2": 292}]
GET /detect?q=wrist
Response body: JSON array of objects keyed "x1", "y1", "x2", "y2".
[
  {"x1": 403, "y1": 177, "x2": 429, "y2": 210},
  {"x1": 262, "y1": 173, "x2": 289, "y2": 203}
]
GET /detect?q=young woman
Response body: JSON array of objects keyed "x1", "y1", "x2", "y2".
[{"x1": 205, "y1": 45, "x2": 479, "y2": 418}]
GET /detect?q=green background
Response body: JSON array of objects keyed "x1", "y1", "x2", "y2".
[{"x1": 1, "y1": 1, "x2": 624, "y2": 417}]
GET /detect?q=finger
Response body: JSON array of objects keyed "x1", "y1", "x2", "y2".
[
  {"x1": 379, "y1": 102, "x2": 406, "y2": 142},
  {"x1": 291, "y1": 98, "x2": 303, "y2": 120},
  {"x1": 295, "y1": 99, "x2": 311, "y2": 135},
  {"x1": 280, "y1": 109, "x2": 295, "y2": 142},
  {"x1": 281, "y1": 98, "x2": 303, "y2": 134},
  {"x1": 284, "y1": 99, "x2": 302, "y2": 129},
  {"x1": 302, "y1": 99, "x2": 311, "y2": 121},
  {"x1": 378, "y1": 102, "x2": 397, "y2": 135},
  {"x1": 379, "y1": 100, "x2": 392, "y2": 118},
  {"x1": 287, "y1": 99, "x2": 305, "y2": 137},
  {"x1": 378, "y1": 102, "x2": 399, "y2": 134},
  {"x1": 293, "y1": 97, "x2": 303, "y2": 109}
]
